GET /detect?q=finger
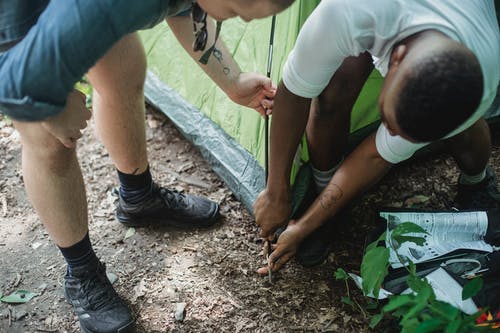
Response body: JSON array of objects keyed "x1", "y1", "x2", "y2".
[
  {"x1": 262, "y1": 241, "x2": 269, "y2": 257},
  {"x1": 83, "y1": 107, "x2": 92, "y2": 120},
  {"x1": 263, "y1": 88, "x2": 276, "y2": 98},
  {"x1": 74, "y1": 90, "x2": 87, "y2": 103},
  {"x1": 257, "y1": 266, "x2": 269, "y2": 276},
  {"x1": 259, "y1": 228, "x2": 270, "y2": 239},
  {"x1": 255, "y1": 106, "x2": 266, "y2": 118},
  {"x1": 261, "y1": 99, "x2": 273, "y2": 110},
  {"x1": 60, "y1": 137, "x2": 76, "y2": 149},
  {"x1": 271, "y1": 252, "x2": 293, "y2": 272},
  {"x1": 73, "y1": 131, "x2": 83, "y2": 140}
]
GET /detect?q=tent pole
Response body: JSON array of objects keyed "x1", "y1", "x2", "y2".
[{"x1": 265, "y1": 15, "x2": 277, "y2": 283}]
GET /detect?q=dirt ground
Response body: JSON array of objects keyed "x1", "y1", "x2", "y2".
[{"x1": 0, "y1": 108, "x2": 499, "y2": 333}]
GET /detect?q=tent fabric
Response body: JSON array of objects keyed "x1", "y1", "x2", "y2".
[{"x1": 141, "y1": 1, "x2": 500, "y2": 212}]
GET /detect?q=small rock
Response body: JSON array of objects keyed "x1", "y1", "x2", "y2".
[
  {"x1": 174, "y1": 302, "x2": 186, "y2": 322},
  {"x1": 106, "y1": 272, "x2": 118, "y2": 284}
]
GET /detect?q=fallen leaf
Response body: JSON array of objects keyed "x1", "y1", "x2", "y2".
[
  {"x1": 124, "y1": 228, "x2": 136, "y2": 240},
  {"x1": 404, "y1": 195, "x2": 430, "y2": 207},
  {"x1": 1, "y1": 290, "x2": 38, "y2": 304}
]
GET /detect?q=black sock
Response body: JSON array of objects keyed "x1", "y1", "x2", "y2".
[
  {"x1": 117, "y1": 166, "x2": 153, "y2": 204},
  {"x1": 58, "y1": 232, "x2": 98, "y2": 275}
]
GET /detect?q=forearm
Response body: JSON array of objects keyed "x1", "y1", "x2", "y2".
[
  {"x1": 297, "y1": 133, "x2": 392, "y2": 236},
  {"x1": 267, "y1": 82, "x2": 311, "y2": 199},
  {"x1": 167, "y1": 16, "x2": 241, "y2": 97}
]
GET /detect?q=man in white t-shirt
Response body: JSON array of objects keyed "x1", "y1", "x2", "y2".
[{"x1": 253, "y1": 0, "x2": 500, "y2": 274}]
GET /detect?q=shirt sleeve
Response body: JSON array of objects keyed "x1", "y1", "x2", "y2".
[
  {"x1": 282, "y1": 0, "x2": 354, "y2": 98},
  {"x1": 375, "y1": 124, "x2": 427, "y2": 164},
  {"x1": 0, "y1": 0, "x2": 167, "y2": 121}
]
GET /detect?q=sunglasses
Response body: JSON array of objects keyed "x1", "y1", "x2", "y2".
[{"x1": 191, "y1": 2, "x2": 222, "y2": 64}]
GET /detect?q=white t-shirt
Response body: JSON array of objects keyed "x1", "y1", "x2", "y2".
[{"x1": 283, "y1": 0, "x2": 500, "y2": 163}]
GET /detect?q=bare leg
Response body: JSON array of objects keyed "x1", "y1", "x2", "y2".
[
  {"x1": 87, "y1": 33, "x2": 148, "y2": 175},
  {"x1": 445, "y1": 118, "x2": 491, "y2": 175},
  {"x1": 306, "y1": 52, "x2": 374, "y2": 170},
  {"x1": 12, "y1": 121, "x2": 87, "y2": 247}
]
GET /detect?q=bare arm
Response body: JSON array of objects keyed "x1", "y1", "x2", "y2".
[
  {"x1": 253, "y1": 82, "x2": 311, "y2": 238},
  {"x1": 261, "y1": 133, "x2": 393, "y2": 274},
  {"x1": 166, "y1": 15, "x2": 275, "y2": 115}
]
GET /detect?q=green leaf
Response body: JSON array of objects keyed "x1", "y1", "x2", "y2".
[
  {"x1": 1, "y1": 290, "x2": 38, "y2": 304},
  {"x1": 341, "y1": 296, "x2": 355, "y2": 307},
  {"x1": 384, "y1": 295, "x2": 414, "y2": 312},
  {"x1": 124, "y1": 227, "x2": 136, "y2": 240},
  {"x1": 361, "y1": 247, "x2": 390, "y2": 297},
  {"x1": 409, "y1": 261, "x2": 417, "y2": 276},
  {"x1": 415, "y1": 318, "x2": 446, "y2": 333},
  {"x1": 392, "y1": 222, "x2": 427, "y2": 236},
  {"x1": 401, "y1": 317, "x2": 420, "y2": 333},
  {"x1": 407, "y1": 275, "x2": 430, "y2": 294},
  {"x1": 429, "y1": 301, "x2": 460, "y2": 321},
  {"x1": 391, "y1": 222, "x2": 427, "y2": 246},
  {"x1": 462, "y1": 278, "x2": 483, "y2": 300},
  {"x1": 369, "y1": 313, "x2": 384, "y2": 329},
  {"x1": 366, "y1": 232, "x2": 386, "y2": 252},
  {"x1": 444, "y1": 319, "x2": 461, "y2": 333},
  {"x1": 334, "y1": 268, "x2": 349, "y2": 281},
  {"x1": 365, "y1": 300, "x2": 379, "y2": 310}
]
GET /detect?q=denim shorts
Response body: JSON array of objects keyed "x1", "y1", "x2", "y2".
[
  {"x1": 0, "y1": 0, "x2": 192, "y2": 121},
  {"x1": 0, "y1": 0, "x2": 49, "y2": 51}
]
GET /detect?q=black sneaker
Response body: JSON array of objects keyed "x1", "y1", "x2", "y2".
[
  {"x1": 116, "y1": 183, "x2": 219, "y2": 228},
  {"x1": 454, "y1": 166, "x2": 500, "y2": 210},
  {"x1": 64, "y1": 259, "x2": 135, "y2": 333},
  {"x1": 295, "y1": 209, "x2": 349, "y2": 267}
]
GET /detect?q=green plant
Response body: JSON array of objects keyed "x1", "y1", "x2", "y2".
[{"x1": 335, "y1": 222, "x2": 491, "y2": 332}]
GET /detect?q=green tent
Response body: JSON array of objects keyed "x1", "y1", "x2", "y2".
[{"x1": 140, "y1": 1, "x2": 500, "y2": 212}]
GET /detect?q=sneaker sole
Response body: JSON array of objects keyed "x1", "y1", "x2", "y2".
[
  {"x1": 115, "y1": 205, "x2": 220, "y2": 228},
  {"x1": 80, "y1": 320, "x2": 136, "y2": 333}
]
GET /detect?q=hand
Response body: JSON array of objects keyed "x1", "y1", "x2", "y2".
[
  {"x1": 227, "y1": 72, "x2": 276, "y2": 117},
  {"x1": 41, "y1": 90, "x2": 91, "y2": 148},
  {"x1": 257, "y1": 220, "x2": 305, "y2": 275},
  {"x1": 254, "y1": 188, "x2": 291, "y2": 239}
]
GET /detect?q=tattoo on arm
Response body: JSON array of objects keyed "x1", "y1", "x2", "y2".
[
  {"x1": 213, "y1": 47, "x2": 230, "y2": 75},
  {"x1": 319, "y1": 184, "x2": 343, "y2": 210},
  {"x1": 213, "y1": 48, "x2": 222, "y2": 62}
]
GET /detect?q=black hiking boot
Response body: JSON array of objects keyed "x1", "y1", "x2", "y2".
[
  {"x1": 64, "y1": 259, "x2": 135, "y2": 333},
  {"x1": 295, "y1": 209, "x2": 349, "y2": 267},
  {"x1": 454, "y1": 166, "x2": 500, "y2": 210},
  {"x1": 116, "y1": 182, "x2": 219, "y2": 228}
]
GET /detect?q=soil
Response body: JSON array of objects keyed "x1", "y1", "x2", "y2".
[{"x1": 0, "y1": 108, "x2": 499, "y2": 333}]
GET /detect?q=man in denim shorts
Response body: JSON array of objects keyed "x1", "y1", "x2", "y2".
[{"x1": 0, "y1": 0, "x2": 294, "y2": 331}]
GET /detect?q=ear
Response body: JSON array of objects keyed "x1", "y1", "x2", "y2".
[{"x1": 389, "y1": 44, "x2": 407, "y2": 68}]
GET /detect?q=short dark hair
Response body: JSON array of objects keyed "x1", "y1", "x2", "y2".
[{"x1": 395, "y1": 48, "x2": 483, "y2": 142}]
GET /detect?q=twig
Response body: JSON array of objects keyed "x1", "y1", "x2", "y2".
[
  {"x1": 164, "y1": 168, "x2": 212, "y2": 190},
  {"x1": 1, "y1": 193, "x2": 7, "y2": 217},
  {"x1": 7, "y1": 307, "x2": 11, "y2": 326},
  {"x1": 35, "y1": 328, "x2": 59, "y2": 332},
  {"x1": 215, "y1": 253, "x2": 230, "y2": 264}
]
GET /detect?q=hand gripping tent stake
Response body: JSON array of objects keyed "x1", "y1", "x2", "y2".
[{"x1": 265, "y1": 15, "x2": 277, "y2": 284}]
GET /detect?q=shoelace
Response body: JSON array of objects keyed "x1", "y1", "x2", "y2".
[
  {"x1": 82, "y1": 267, "x2": 120, "y2": 310},
  {"x1": 158, "y1": 186, "x2": 189, "y2": 209}
]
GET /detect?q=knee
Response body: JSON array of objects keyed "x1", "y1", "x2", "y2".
[{"x1": 15, "y1": 123, "x2": 77, "y2": 173}]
